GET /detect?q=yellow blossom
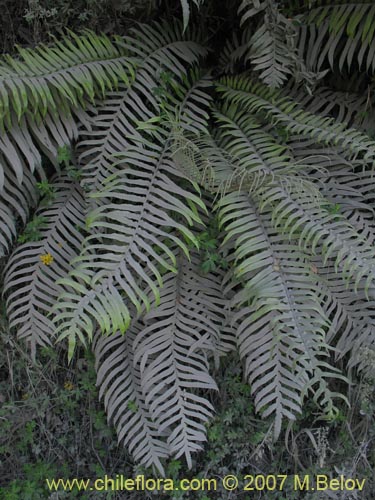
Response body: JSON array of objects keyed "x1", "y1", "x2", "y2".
[
  {"x1": 40, "y1": 253, "x2": 54, "y2": 265},
  {"x1": 64, "y1": 381, "x2": 74, "y2": 391}
]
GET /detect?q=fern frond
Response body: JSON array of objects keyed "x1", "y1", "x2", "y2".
[
  {"x1": 94, "y1": 328, "x2": 169, "y2": 475},
  {"x1": 257, "y1": 179, "x2": 375, "y2": 294},
  {"x1": 299, "y1": 1, "x2": 375, "y2": 72},
  {"x1": 0, "y1": 31, "x2": 135, "y2": 199},
  {"x1": 212, "y1": 103, "x2": 296, "y2": 181},
  {"x1": 77, "y1": 22, "x2": 207, "y2": 208},
  {"x1": 0, "y1": 163, "x2": 38, "y2": 256},
  {"x1": 53, "y1": 27, "x2": 210, "y2": 358},
  {"x1": 54, "y1": 141, "x2": 205, "y2": 359},
  {"x1": 3, "y1": 174, "x2": 85, "y2": 359},
  {"x1": 310, "y1": 252, "x2": 375, "y2": 380},
  {"x1": 217, "y1": 76, "x2": 375, "y2": 166},
  {"x1": 247, "y1": 2, "x2": 299, "y2": 88},
  {"x1": 237, "y1": 1, "x2": 322, "y2": 89},
  {"x1": 95, "y1": 250, "x2": 221, "y2": 472},
  {"x1": 283, "y1": 84, "x2": 375, "y2": 132},
  {"x1": 133, "y1": 252, "x2": 219, "y2": 468},
  {"x1": 217, "y1": 191, "x2": 341, "y2": 436},
  {"x1": 0, "y1": 31, "x2": 134, "y2": 130}
]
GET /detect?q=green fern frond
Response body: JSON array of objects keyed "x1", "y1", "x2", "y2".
[
  {"x1": 298, "y1": 1, "x2": 375, "y2": 72},
  {"x1": 78, "y1": 23, "x2": 207, "y2": 208},
  {"x1": 0, "y1": 31, "x2": 134, "y2": 130},
  {"x1": 3, "y1": 174, "x2": 85, "y2": 360},
  {"x1": 94, "y1": 328, "x2": 169, "y2": 475},
  {"x1": 0, "y1": 31, "x2": 135, "y2": 251},
  {"x1": 0, "y1": 164, "x2": 38, "y2": 256},
  {"x1": 53, "y1": 25, "x2": 209, "y2": 359},
  {"x1": 217, "y1": 76, "x2": 375, "y2": 166},
  {"x1": 212, "y1": 103, "x2": 296, "y2": 180},
  {"x1": 216, "y1": 191, "x2": 343, "y2": 436},
  {"x1": 95, "y1": 250, "x2": 222, "y2": 472},
  {"x1": 54, "y1": 143, "x2": 204, "y2": 359}
]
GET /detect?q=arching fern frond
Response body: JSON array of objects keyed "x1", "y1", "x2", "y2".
[
  {"x1": 53, "y1": 29, "x2": 210, "y2": 359},
  {"x1": 132, "y1": 251, "x2": 219, "y2": 468},
  {"x1": 282, "y1": 84, "x2": 375, "y2": 132},
  {"x1": 54, "y1": 142, "x2": 204, "y2": 359},
  {"x1": 94, "y1": 328, "x2": 169, "y2": 475},
  {"x1": 216, "y1": 191, "x2": 343, "y2": 436},
  {"x1": 212, "y1": 103, "x2": 296, "y2": 182},
  {"x1": 0, "y1": 31, "x2": 135, "y2": 253},
  {"x1": 217, "y1": 76, "x2": 375, "y2": 166},
  {"x1": 0, "y1": 30, "x2": 134, "y2": 130},
  {"x1": 256, "y1": 179, "x2": 375, "y2": 294},
  {"x1": 95, "y1": 250, "x2": 223, "y2": 472},
  {"x1": 3, "y1": 174, "x2": 86, "y2": 359},
  {"x1": 77, "y1": 22, "x2": 207, "y2": 209}
]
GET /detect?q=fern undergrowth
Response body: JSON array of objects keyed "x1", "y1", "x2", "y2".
[{"x1": 1, "y1": 0, "x2": 375, "y2": 475}]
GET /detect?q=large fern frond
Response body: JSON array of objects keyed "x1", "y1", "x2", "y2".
[
  {"x1": 0, "y1": 31, "x2": 134, "y2": 185},
  {"x1": 217, "y1": 76, "x2": 375, "y2": 166},
  {"x1": 133, "y1": 252, "x2": 219, "y2": 468},
  {"x1": 77, "y1": 22, "x2": 207, "y2": 207},
  {"x1": 95, "y1": 250, "x2": 222, "y2": 472},
  {"x1": 3, "y1": 174, "x2": 86, "y2": 359},
  {"x1": 0, "y1": 31, "x2": 136, "y2": 258},
  {"x1": 94, "y1": 328, "x2": 169, "y2": 475},
  {"x1": 216, "y1": 191, "x2": 342, "y2": 436},
  {"x1": 0, "y1": 31, "x2": 134, "y2": 129},
  {"x1": 53, "y1": 25, "x2": 210, "y2": 358},
  {"x1": 54, "y1": 143, "x2": 204, "y2": 358}
]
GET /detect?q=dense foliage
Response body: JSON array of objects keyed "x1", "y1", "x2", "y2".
[{"x1": 1, "y1": 0, "x2": 375, "y2": 496}]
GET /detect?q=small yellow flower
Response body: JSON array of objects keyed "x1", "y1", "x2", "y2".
[
  {"x1": 40, "y1": 253, "x2": 54, "y2": 265},
  {"x1": 64, "y1": 381, "x2": 74, "y2": 391},
  {"x1": 21, "y1": 393, "x2": 29, "y2": 400}
]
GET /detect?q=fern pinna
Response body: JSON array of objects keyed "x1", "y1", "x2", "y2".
[{"x1": 2, "y1": 1, "x2": 375, "y2": 474}]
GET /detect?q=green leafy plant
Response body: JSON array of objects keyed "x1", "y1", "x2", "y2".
[{"x1": 1, "y1": 0, "x2": 375, "y2": 478}]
